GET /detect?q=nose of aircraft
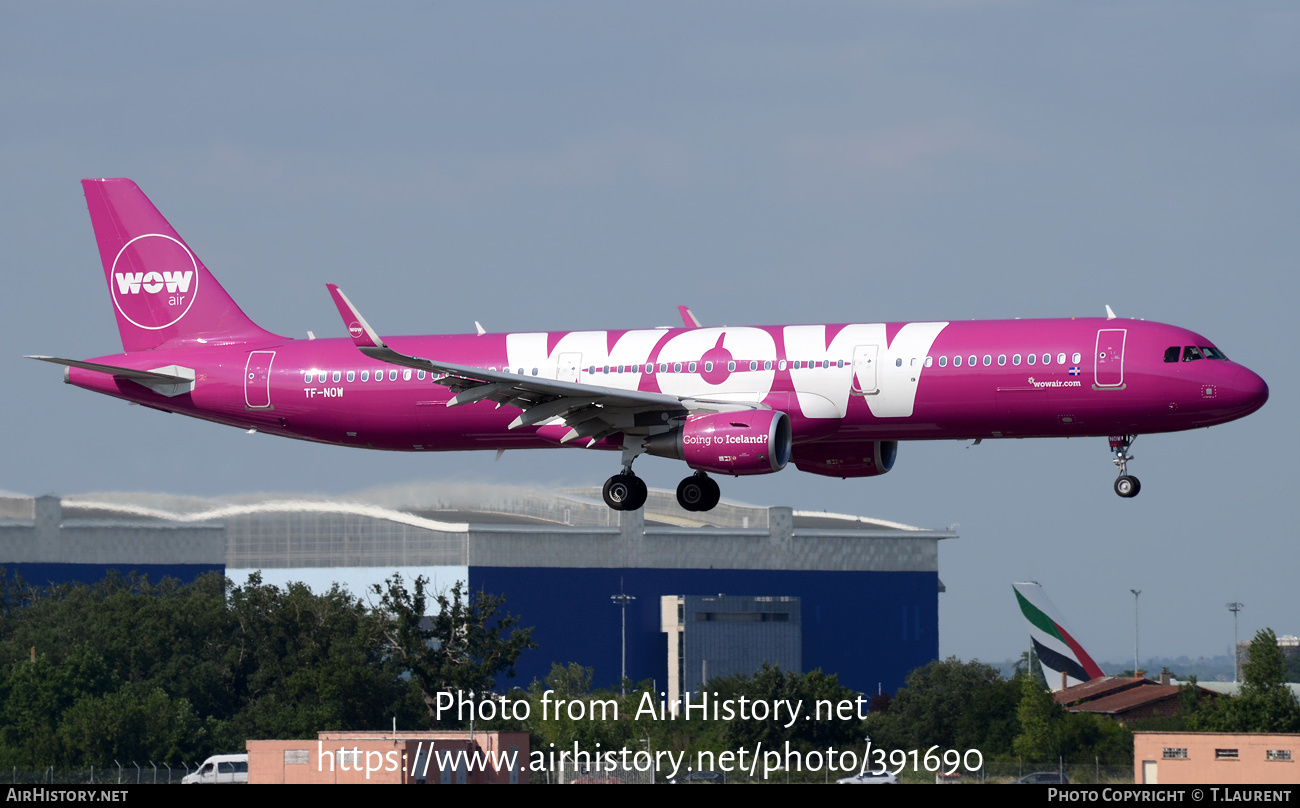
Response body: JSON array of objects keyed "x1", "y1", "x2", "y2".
[{"x1": 1223, "y1": 364, "x2": 1269, "y2": 419}]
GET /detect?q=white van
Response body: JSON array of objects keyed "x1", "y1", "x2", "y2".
[{"x1": 182, "y1": 754, "x2": 249, "y2": 784}]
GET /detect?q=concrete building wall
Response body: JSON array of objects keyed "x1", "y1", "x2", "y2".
[{"x1": 1135, "y1": 732, "x2": 1300, "y2": 784}]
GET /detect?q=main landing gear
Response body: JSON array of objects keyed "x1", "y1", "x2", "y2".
[
  {"x1": 676, "y1": 472, "x2": 721, "y2": 512},
  {"x1": 601, "y1": 438, "x2": 723, "y2": 512},
  {"x1": 1109, "y1": 435, "x2": 1141, "y2": 498},
  {"x1": 603, "y1": 472, "x2": 648, "y2": 511}
]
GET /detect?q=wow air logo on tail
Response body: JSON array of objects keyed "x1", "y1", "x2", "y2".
[{"x1": 110, "y1": 234, "x2": 199, "y2": 330}]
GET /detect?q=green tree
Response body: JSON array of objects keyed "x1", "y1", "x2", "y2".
[
  {"x1": 1013, "y1": 673, "x2": 1062, "y2": 760},
  {"x1": 865, "y1": 657, "x2": 1020, "y2": 756},
  {"x1": 710, "y1": 664, "x2": 864, "y2": 752},
  {"x1": 372, "y1": 575, "x2": 536, "y2": 724},
  {"x1": 221, "y1": 574, "x2": 419, "y2": 743},
  {"x1": 1193, "y1": 629, "x2": 1300, "y2": 733}
]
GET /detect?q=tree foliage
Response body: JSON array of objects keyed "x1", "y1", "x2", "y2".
[
  {"x1": 865, "y1": 657, "x2": 1020, "y2": 755},
  {"x1": 1192, "y1": 628, "x2": 1300, "y2": 733},
  {"x1": 0, "y1": 568, "x2": 532, "y2": 766},
  {"x1": 371, "y1": 575, "x2": 536, "y2": 724}
]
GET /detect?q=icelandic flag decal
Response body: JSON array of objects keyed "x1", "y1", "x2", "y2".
[{"x1": 1069, "y1": 366, "x2": 1081, "y2": 376}]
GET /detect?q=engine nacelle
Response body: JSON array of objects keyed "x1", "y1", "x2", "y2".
[
  {"x1": 792, "y1": 440, "x2": 898, "y2": 478},
  {"x1": 645, "y1": 410, "x2": 792, "y2": 475}
]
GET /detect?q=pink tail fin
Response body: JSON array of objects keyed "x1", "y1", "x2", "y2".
[{"x1": 82, "y1": 178, "x2": 282, "y2": 352}]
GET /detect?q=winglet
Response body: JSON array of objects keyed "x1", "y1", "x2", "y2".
[
  {"x1": 326, "y1": 284, "x2": 385, "y2": 349},
  {"x1": 1105, "y1": 305, "x2": 1117, "y2": 320},
  {"x1": 677, "y1": 305, "x2": 702, "y2": 328}
]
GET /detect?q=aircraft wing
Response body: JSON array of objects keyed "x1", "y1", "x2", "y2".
[{"x1": 326, "y1": 285, "x2": 759, "y2": 446}]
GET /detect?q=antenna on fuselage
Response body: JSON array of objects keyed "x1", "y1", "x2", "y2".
[
  {"x1": 1105, "y1": 305, "x2": 1117, "y2": 320},
  {"x1": 475, "y1": 321, "x2": 486, "y2": 336}
]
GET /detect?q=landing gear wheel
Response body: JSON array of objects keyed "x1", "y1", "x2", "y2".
[
  {"x1": 603, "y1": 473, "x2": 648, "y2": 511},
  {"x1": 1108, "y1": 435, "x2": 1140, "y2": 499},
  {"x1": 1114, "y1": 475, "x2": 1141, "y2": 498},
  {"x1": 676, "y1": 473, "x2": 721, "y2": 512}
]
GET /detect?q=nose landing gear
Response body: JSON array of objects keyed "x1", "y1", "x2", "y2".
[
  {"x1": 1109, "y1": 435, "x2": 1140, "y2": 498},
  {"x1": 676, "y1": 472, "x2": 721, "y2": 512}
]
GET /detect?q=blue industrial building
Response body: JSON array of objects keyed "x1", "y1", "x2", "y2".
[{"x1": 1, "y1": 484, "x2": 954, "y2": 697}]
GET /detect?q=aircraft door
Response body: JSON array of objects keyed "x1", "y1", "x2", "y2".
[
  {"x1": 244, "y1": 350, "x2": 275, "y2": 409},
  {"x1": 1094, "y1": 329, "x2": 1126, "y2": 388},
  {"x1": 557, "y1": 352, "x2": 582, "y2": 383},
  {"x1": 851, "y1": 345, "x2": 879, "y2": 394}
]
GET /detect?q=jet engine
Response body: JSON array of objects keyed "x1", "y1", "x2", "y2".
[
  {"x1": 644, "y1": 410, "x2": 792, "y2": 475},
  {"x1": 792, "y1": 440, "x2": 898, "y2": 478}
]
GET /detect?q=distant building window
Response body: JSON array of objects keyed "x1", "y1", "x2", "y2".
[
  {"x1": 1162, "y1": 748, "x2": 1188, "y2": 760},
  {"x1": 1215, "y1": 749, "x2": 1239, "y2": 760},
  {"x1": 284, "y1": 750, "x2": 309, "y2": 765},
  {"x1": 1267, "y1": 750, "x2": 1292, "y2": 761}
]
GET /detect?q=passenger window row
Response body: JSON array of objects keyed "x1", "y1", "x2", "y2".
[
  {"x1": 932, "y1": 352, "x2": 1082, "y2": 369},
  {"x1": 303, "y1": 369, "x2": 426, "y2": 383}
]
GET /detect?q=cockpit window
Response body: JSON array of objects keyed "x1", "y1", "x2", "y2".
[
  {"x1": 1164, "y1": 347, "x2": 1180, "y2": 363},
  {"x1": 1201, "y1": 346, "x2": 1227, "y2": 360},
  {"x1": 1182, "y1": 346, "x2": 1203, "y2": 362}
]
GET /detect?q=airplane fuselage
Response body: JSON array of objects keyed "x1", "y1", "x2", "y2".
[{"x1": 66, "y1": 317, "x2": 1266, "y2": 456}]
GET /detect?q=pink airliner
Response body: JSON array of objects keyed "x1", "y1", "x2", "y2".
[{"x1": 32, "y1": 179, "x2": 1268, "y2": 512}]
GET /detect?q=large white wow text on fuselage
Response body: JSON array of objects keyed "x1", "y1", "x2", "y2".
[{"x1": 506, "y1": 323, "x2": 948, "y2": 420}]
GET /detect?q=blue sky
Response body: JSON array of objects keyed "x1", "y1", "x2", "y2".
[{"x1": 3, "y1": 2, "x2": 1296, "y2": 667}]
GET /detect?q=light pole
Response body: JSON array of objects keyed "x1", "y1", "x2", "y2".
[
  {"x1": 611, "y1": 579, "x2": 636, "y2": 694},
  {"x1": 1227, "y1": 602, "x2": 1244, "y2": 682},
  {"x1": 1130, "y1": 589, "x2": 1141, "y2": 678}
]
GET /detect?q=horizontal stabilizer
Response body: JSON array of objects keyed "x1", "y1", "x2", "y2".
[
  {"x1": 27, "y1": 356, "x2": 190, "y2": 383},
  {"x1": 27, "y1": 356, "x2": 196, "y2": 397}
]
